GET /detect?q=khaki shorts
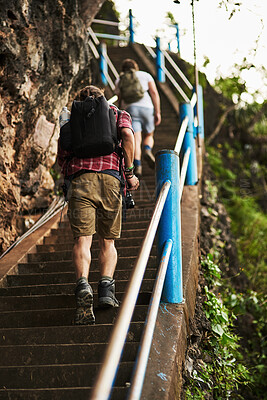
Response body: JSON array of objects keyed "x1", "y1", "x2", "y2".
[{"x1": 67, "y1": 172, "x2": 122, "y2": 239}]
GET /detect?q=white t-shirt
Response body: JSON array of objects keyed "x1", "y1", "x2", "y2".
[{"x1": 115, "y1": 71, "x2": 154, "y2": 109}]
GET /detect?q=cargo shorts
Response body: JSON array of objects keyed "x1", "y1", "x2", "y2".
[{"x1": 67, "y1": 172, "x2": 122, "y2": 239}]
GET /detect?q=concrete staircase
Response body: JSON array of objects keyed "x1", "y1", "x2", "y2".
[
  {"x1": 0, "y1": 46, "x2": 181, "y2": 399},
  {"x1": 0, "y1": 219, "x2": 152, "y2": 399}
]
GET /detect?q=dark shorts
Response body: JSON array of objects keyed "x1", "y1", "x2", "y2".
[{"x1": 67, "y1": 172, "x2": 122, "y2": 239}]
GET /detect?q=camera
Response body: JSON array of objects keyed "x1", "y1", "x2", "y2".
[{"x1": 125, "y1": 190, "x2": 135, "y2": 209}]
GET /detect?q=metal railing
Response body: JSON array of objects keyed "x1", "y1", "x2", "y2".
[
  {"x1": 144, "y1": 44, "x2": 191, "y2": 102},
  {"x1": 0, "y1": 197, "x2": 66, "y2": 260},
  {"x1": 88, "y1": 26, "x2": 119, "y2": 92},
  {"x1": 91, "y1": 181, "x2": 171, "y2": 400},
  {"x1": 90, "y1": 12, "x2": 194, "y2": 107},
  {"x1": 127, "y1": 238, "x2": 173, "y2": 400},
  {"x1": 87, "y1": 11, "x2": 204, "y2": 399}
]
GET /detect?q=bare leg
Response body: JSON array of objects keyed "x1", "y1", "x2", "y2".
[
  {"x1": 98, "y1": 237, "x2": 117, "y2": 278},
  {"x1": 143, "y1": 132, "x2": 154, "y2": 149},
  {"x1": 134, "y1": 131, "x2": 142, "y2": 161},
  {"x1": 143, "y1": 132, "x2": 155, "y2": 169},
  {"x1": 98, "y1": 236, "x2": 119, "y2": 307},
  {"x1": 72, "y1": 235, "x2": 93, "y2": 279},
  {"x1": 72, "y1": 235, "x2": 95, "y2": 325}
]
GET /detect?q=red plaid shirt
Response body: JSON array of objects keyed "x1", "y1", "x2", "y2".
[{"x1": 57, "y1": 105, "x2": 133, "y2": 177}]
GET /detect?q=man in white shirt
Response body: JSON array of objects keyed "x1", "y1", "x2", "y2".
[{"x1": 115, "y1": 59, "x2": 161, "y2": 177}]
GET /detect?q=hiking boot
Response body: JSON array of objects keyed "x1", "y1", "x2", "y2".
[
  {"x1": 144, "y1": 148, "x2": 155, "y2": 169},
  {"x1": 98, "y1": 279, "x2": 119, "y2": 308},
  {"x1": 134, "y1": 165, "x2": 142, "y2": 178},
  {"x1": 74, "y1": 278, "x2": 95, "y2": 325}
]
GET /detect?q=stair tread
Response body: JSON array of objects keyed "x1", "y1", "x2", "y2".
[{"x1": 0, "y1": 322, "x2": 144, "y2": 345}]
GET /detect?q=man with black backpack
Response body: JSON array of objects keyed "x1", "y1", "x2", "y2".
[{"x1": 57, "y1": 85, "x2": 139, "y2": 325}]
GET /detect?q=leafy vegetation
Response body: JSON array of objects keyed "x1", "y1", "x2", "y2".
[
  {"x1": 207, "y1": 146, "x2": 267, "y2": 292},
  {"x1": 184, "y1": 254, "x2": 249, "y2": 400},
  {"x1": 205, "y1": 145, "x2": 267, "y2": 399}
]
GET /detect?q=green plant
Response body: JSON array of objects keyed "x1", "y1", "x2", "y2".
[
  {"x1": 185, "y1": 255, "x2": 250, "y2": 399},
  {"x1": 205, "y1": 141, "x2": 267, "y2": 398},
  {"x1": 201, "y1": 254, "x2": 221, "y2": 287},
  {"x1": 225, "y1": 289, "x2": 267, "y2": 396}
]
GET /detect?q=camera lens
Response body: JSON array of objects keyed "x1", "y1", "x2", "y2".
[{"x1": 125, "y1": 190, "x2": 135, "y2": 209}]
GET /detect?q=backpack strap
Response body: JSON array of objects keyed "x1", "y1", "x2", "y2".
[{"x1": 115, "y1": 108, "x2": 128, "y2": 221}]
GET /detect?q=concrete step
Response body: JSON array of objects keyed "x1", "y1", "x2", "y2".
[
  {"x1": 36, "y1": 236, "x2": 145, "y2": 252},
  {"x1": 5, "y1": 269, "x2": 156, "y2": 287},
  {"x1": 27, "y1": 245, "x2": 156, "y2": 263},
  {"x1": 0, "y1": 279, "x2": 154, "y2": 297},
  {"x1": 0, "y1": 361, "x2": 134, "y2": 389},
  {"x1": 0, "y1": 322, "x2": 144, "y2": 345},
  {"x1": 0, "y1": 387, "x2": 128, "y2": 400},
  {"x1": 0, "y1": 304, "x2": 149, "y2": 328},
  {"x1": 17, "y1": 256, "x2": 157, "y2": 274},
  {"x1": 0, "y1": 342, "x2": 139, "y2": 366},
  {"x1": 52, "y1": 220, "x2": 150, "y2": 233},
  {"x1": 43, "y1": 229, "x2": 147, "y2": 244},
  {"x1": 0, "y1": 292, "x2": 151, "y2": 312}
]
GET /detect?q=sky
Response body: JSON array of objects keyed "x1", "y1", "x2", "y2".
[{"x1": 113, "y1": 0, "x2": 267, "y2": 103}]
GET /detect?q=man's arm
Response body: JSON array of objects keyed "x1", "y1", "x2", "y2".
[
  {"x1": 121, "y1": 127, "x2": 139, "y2": 191},
  {"x1": 148, "y1": 80, "x2": 161, "y2": 126},
  {"x1": 121, "y1": 127, "x2": 134, "y2": 168}
]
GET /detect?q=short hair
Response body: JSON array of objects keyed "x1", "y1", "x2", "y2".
[
  {"x1": 121, "y1": 58, "x2": 139, "y2": 72},
  {"x1": 79, "y1": 85, "x2": 104, "y2": 101}
]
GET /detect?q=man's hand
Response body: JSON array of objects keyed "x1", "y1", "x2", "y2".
[
  {"x1": 126, "y1": 174, "x2": 139, "y2": 191},
  {"x1": 154, "y1": 112, "x2": 161, "y2": 126}
]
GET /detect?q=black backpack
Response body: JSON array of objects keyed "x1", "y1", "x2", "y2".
[{"x1": 60, "y1": 96, "x2": 118, "y2": 158}]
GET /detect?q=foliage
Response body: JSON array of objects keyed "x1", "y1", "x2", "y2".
[
  {"x1": 50, "y1": 167, "x2": 63, "y2": 197},
  {"x1": 207, "y1": 146, "x2": 267, "y2": 291},
  {"x1": 218, "y1": 0, "x2": 242, "y2": 20},
  {"x1": 92, "y1": 0, "x2": 121, "y2": 46},
  {"x1": 214, "y1": 74, "x2": 246, "y2": 103},
  {"x1": 166, "y1": 11, "x2": 177, "y2": 26},
  {"x1": 225, "y1": 289, "x2": 267, "y2": 397},
  {"x1": 213, "y1": 57, "x2": 267, "y2": 106},
  {"x1": 205, "y1": 144, "x2": 267, "y2": 398},
  {"x1": 185, "y1": 255, "x2": 249, "y2": 399},
  {"x1": 227, "y1": 196, "x2": 267, "y2": 290},
  {"x1": 234, "y1": 101, "x2": 267, "y2": 136}
]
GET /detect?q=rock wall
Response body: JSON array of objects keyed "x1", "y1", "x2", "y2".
[{"x1": 0, "y1": 0, "x2": 104, "y2": 252}]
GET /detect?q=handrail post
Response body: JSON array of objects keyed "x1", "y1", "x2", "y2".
[
  {"x1": 129, "y1": 9, "x2": 134, "y2": 44},
  {"x1": 175, "y1": 23, "x2": 180, "y2": 54},
  {"x1": 98, "y1": 42, "x2": 108, "y2": 86},
  {"x1": 193, "y1": 84, "x2": 204, "y2": 139},
  {"x1": 156, "y1": 150, "x2": 183, "y2": 303},
  {"x1": 180, "y1": 103, "x2": 198, "y2": 185},
  {"x1": 156, "y1": 37, "x2": 165, "y2": 83}
]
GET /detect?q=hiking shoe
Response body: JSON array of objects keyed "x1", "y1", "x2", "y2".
[
  {"x1": 74, "y1": 278, "x2": 95, "y2": 325},
  {"x1": 144, "y1": 149, "x2": 155, "y2": 169},
  {"x1": 134, "y1": 165, "x2": 142, "y2": 178},
  {"x1": 98, "y1": 279, "x2": 119, "y2": 308}
]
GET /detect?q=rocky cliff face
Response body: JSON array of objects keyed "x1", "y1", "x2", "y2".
[{"x1": 0, "y1": 0, "x2": 104, "y2": 252}]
